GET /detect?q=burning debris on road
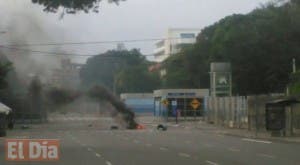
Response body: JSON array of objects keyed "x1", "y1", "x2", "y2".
[
  {"x1": 88, "y1": 86, "x2": 139, "y2": 129},
  {"x1": 46, "y1": 85, "x2": 142, "y2": 130}
]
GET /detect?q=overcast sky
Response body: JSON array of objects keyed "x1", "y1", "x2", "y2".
[{"x1": 0, "y1": 0, "x2": 270, "y2": 63}]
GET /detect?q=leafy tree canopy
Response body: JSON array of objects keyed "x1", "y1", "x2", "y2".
[
  {"x1": 0, "y1": 53, "x2": 13, "y2": 90},
  {"x1": 289, "y1": 71, "x2": 300, "y2": 95},
  {"x1": 80, "y1": 49, "x2": 160, "y2": 93},
  {"x1": 163, "y1": 1, "x2": 300, "y2": 95},
  {"x1": 31, "y1": 0, "x2": 124, "y2": 13},
  {"x1": 116, "y1": 65, "x2": 160, "y2": 93}
]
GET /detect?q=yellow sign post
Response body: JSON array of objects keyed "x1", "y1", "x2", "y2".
[
  {"x1": 162, "y1": 99, "x2": 169, "y2": 107},
  {"x1": 190, "y1": 99, "x2": 201, "y2": 110}
]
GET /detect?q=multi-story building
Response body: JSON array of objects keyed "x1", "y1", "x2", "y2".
[{"x1": 154, "y1": 28, "x2": 201, "y2": 62}]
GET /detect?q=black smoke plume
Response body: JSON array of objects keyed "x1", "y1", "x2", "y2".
[
  {"x1": 46, "y1": 85, "x2": 138, "y2": 129},
  {"x1": 88, "y1": 86, "x2": 138, "y2": 129}
]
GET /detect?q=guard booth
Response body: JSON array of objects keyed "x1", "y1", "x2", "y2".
[
  {"x1": 266, "y1": 98, "x2": 300, "y2": 136},
  {"x1": 154, "y1": 89, "x2": 209, "y2": 121}
]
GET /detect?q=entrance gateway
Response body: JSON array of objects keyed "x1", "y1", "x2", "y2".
[{"x1": 154, "y1": 89, "x2": 209, "y2": 121}]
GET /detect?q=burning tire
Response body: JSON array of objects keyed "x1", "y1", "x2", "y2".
[
  {"x1": 136, "y1": 124, "x2": 145, "y2": 130},
  {"x1": 157, "y1": 124, "x2": 167, "y2": 131}
]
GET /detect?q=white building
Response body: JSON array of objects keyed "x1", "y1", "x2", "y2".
[{"x1": 154, "y1": 28, "x2": 201, "y2": 62}]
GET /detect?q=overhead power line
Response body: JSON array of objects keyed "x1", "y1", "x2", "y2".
[
  {"x1": 0, "y1": 45, "x2": 169, "y2": 57},
  {"x1": 0, "y1": 45, "x2": 87, "y2": 56},
  {"x1": 2, "y1": 37, "x2": 183, "y2": 47}
]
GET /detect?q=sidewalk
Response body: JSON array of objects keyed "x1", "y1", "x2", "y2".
[
  {"x1": 192, "y1": 121, "x2": 300, "y2": 143},
  {"x1": 135, "y1": 116, "x2": 300, "y2": 143}
]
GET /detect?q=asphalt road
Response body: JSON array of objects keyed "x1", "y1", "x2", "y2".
[{"x1": 1, "y1": 115, "x2": 300, "y2": 165}]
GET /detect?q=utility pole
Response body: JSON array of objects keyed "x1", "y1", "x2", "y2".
[
  {"x1": 287, "y1": 58, "x2": 296, "y2": 96},
  {"x1": 113, "y1": 74, "x2": 117, "y2": 96},
  {"x1": 255, "y1": 95, "x2": 258, "y2": 138},
  {"x1": 293, "y1": 58, "x2": 296, "y2": 73}
]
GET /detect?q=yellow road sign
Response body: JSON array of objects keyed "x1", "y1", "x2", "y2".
[
  {"x1": 190, "y1": 99, "x2": 201, "y2": 110},
  {"x1": 161, "y1": 99, "x2": 169, "y2": 106}
]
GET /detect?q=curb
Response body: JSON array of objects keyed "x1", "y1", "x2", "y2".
[{"x1": 217, "y1": 131, "x2": 300, "y2": 144}]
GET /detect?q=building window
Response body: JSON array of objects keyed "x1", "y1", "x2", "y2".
[{"x1": 180, "y1": 33, "x2": 195, "y2": 39}]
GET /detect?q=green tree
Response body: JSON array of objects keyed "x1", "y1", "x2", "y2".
[
  {"x1": 290, "y1": 71, "x2": 300, "y2": 95},
  {"x1": 0, "y1": 53, "x2": 13, "y2": 90},
  {"x1": 80, "y1": 49, "x2": 142, "y2": 89},
  {"x1": 80, "y1": 49, "x2": 159, "y2": 93},
  {"x1": 0, "y1": 62, "x2": 12, "y2": 89},
  {"x1": 162, "y1": 54, "x2": 190, "y2": 88},
  {"x1": 0, "y1": 52, "x2": 30, "y2": 120},
  {"x1": 31, "y1": 0, "x2": 124, "y2": 13},
  {"x1": 163, "y1": 1, "x2": 300, "y2": 95},
  {"x1": 116, "y1": 65, "x2": 160, "y2": 93}
]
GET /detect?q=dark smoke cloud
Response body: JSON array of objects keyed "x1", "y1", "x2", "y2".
[
  {"x1": 45, "y1": 85, "x2": 138, "y2": 129},
  {"x1": 88, "y1": 86, "x2": 138, "y2": 129}
]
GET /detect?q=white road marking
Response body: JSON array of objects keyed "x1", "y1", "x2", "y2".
[
  {"x1": 242, "y1": 138, "x2": 272, "y2": 144},
  {"x1": 95, "y1": 153, "x2": 102, "y2": 158},
  {"x1": 206, "y1": 160, "x2": 219, "y2": 165},
  {"x1": 106, "y1": 161, "x2": 112, "y2": 165},
  {"x1": 159, "y1": 147, "x2": 168, "y2": 151},
  {"x1": 257, "y1": 153, "x2": 275, "y2": 159},
  {"x1": 178, "y1": 153, "x2": 191, "y2": 158},
  {"x1": 87, "y1": 148, "x2": 93, "y2": 152},
  {"x1": 228, "y1": 147, "x2": 240, "y2": 152}
]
